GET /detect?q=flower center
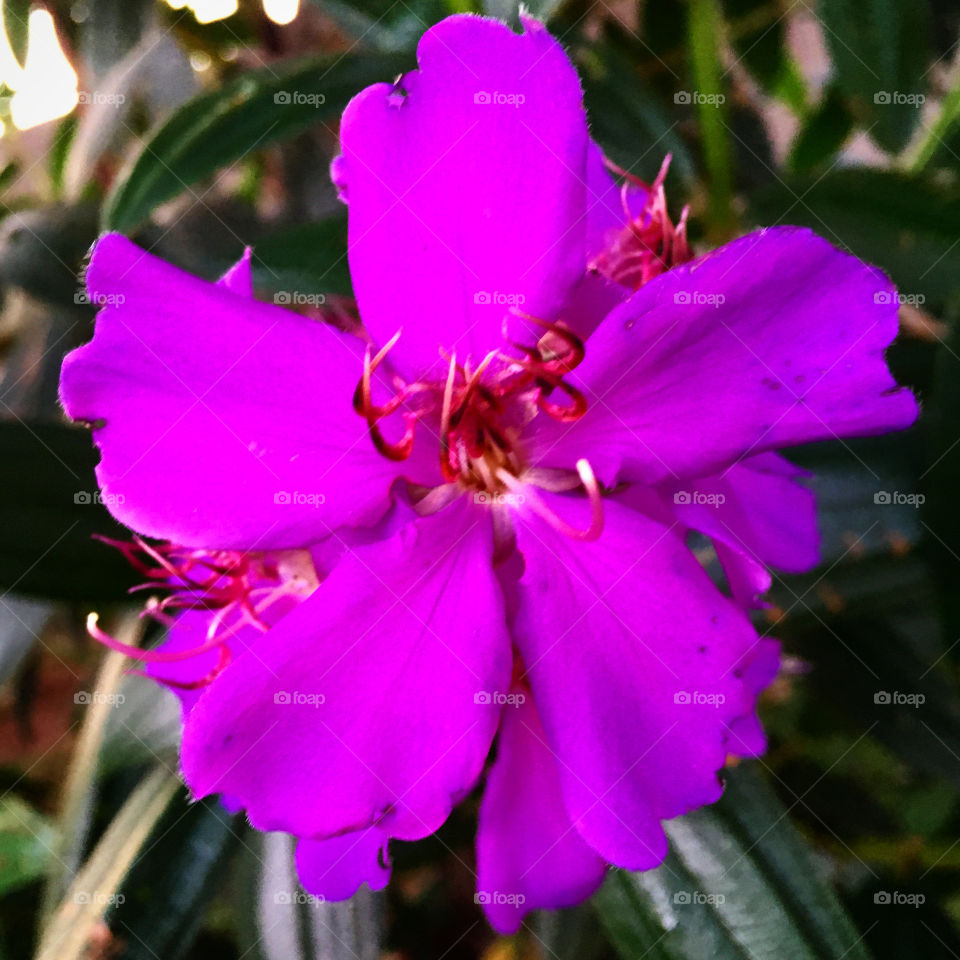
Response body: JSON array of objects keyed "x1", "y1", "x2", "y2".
[
  {"x1": 87, "y1": 537, "x2": 316, "y2": 689},
  {"x1": 353, "y1": 317, "x2": 588, "y2": 494}
]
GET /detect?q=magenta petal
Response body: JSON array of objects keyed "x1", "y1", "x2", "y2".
[
  {"x1": 585, "y1": 140, "x2": 646, "y2": 263},
  {"x1": 512, "y1": 494, "x2": 757, "y2": 868},
  {"x1": 336, "y1": 14, "x2": 588, "y2": 377},
  {"x1": 218, "y1": 247, "x2": 254, "y2": 297},
  {"x1": 527, "y1": 227, "x2": 918, "y2": 485},
  {"x1": 180, "y1": 499, "x2": 510, "y2": 840},
  {"x1": 726, "y1": 639, "x2": 781, "y2": 757},
  {"x1": 296, "y1": 829, "x2": 390, "y2": 901},
  {"x1": 476, "y1": 692, "x2": 606, "y2": 934},
  {"x1": 60, "y1": 234, "x2": 420, "y2": 549},
  {"x1": 666, "y1": 452, "x2": 819, "y2": 605}
]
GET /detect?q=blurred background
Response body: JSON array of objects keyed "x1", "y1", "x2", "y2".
[{"x1": 0, "y1": 0, "x2": 958, "y2": 958}]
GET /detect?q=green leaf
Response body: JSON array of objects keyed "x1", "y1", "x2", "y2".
[
  {"x1": 787, "y1": 87, "x2": 855, "y2": 173},
  {"x1": 2, "y1": 0, "x2": 29, "y2": 70},
  {"x1": 748, "y1": 169, "x2": 960, "y2": 309},
  {"x1": 251, "y1": 215, "x2": 352, "y2": 300},
  {"x1": 237, "y1": 831, "x2": 385, "y2": 960},
  {"x1": 35, "y1": 766, "x2": 181, "y2": 960},
  {"x1": 102, "y1": 51, "x2": 411, "y2": 234},
  {"x1": 0, "y1": 421, "x2": 139, "y2": 601},
  {"x1": 112, "y1": 798, "x2": 242, "y2": 960},
  {"x1": 0, "y1": 796, "x2": 58, "y2": 897},
  {"x1": 317, "y1": 0, "x2": 471, "y2": 51},
  {"x1": 723, "y1": 0, "x2": 805, "y2": 110},
  {"x1": 579, "y1": 44, "x2": 698, "y2": 186},
  {"x1": 816, "y1": 0, "x2": 932, "y2": 152},
  {"x1": 595, "y1": 763, "x2": 873, "y2": 960}
]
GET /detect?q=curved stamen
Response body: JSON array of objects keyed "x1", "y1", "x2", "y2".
[
  {"x1": 353, "y1": 329, "x2": 417, "y2": 460},
  {"x1": 87, "y1": 612, "x2": 230, "y2": 663},
  {"x1": 130, "y1": 644, "x2": 233, "y2": 690},
  {"x1": 497, "y1": 458, "x2": 604, "y2": 541}
]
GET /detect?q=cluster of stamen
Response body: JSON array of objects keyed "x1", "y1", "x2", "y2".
[
  {"x1": 87, "y1": 537, "x2": 306, "y2": 690},
  {"x1": 354, "y1": 316, "x2": 605, "y2": 540},
  {"x1": 591, "y1": 153, "x2": 692, "y2": 290}
]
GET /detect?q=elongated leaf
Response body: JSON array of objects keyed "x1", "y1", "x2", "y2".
[
  {"x1": 102, "y1": 51, "x2": 411, "y2": 233},
  {"x1": 816, "y1": 0, "x2": 932, "y2": 152},
  {"x1": 112, "y1": 798, "x2": 241, "y2": 960},
  {"x1": 35, "y1": 766, "x2": 181, "y2": 960},
  {"x1": 596, "y1": 763, "x2": 873, "y2": 960},
  {"x1": 251, "y1": 215, "x2": 352, "y2": 300},
  {"x1": 748, "y1": 169, "x2": 960, "y2": 309},
  {"x1": 0, "y1": 796, "x2": 58, "y2": 897},
  {"x1": 239, "y1": 831, "x2": 385, "y2": 960},
  {"x1": 1, "y1": 0, "x2": 29, "y2": 69},
  {"x1": 787, "y1": 86, "x2": 854, "y2": 173}
]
